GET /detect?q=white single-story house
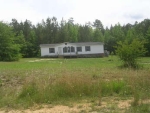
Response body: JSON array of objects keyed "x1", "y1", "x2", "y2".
[{"x1": 40, "y1": 42, "x2": 104, "y2": 58}]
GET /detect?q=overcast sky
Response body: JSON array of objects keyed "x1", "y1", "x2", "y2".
[{"x1": 0, "y1": 0, "x2": 150, "y2": 27}]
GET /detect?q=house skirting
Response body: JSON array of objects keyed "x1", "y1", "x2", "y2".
[{"x1": 41, "y1": 53, "x2": 105, "y2": 58}]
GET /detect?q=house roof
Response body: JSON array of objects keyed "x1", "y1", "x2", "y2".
[{"x1": 40, "y1": 42, "x2": 104, "y2": 47}]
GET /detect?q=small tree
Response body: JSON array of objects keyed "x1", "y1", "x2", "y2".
[
  {"x1": 0, "y1": 22, "x2": 21, "y2": 61},
  {"x1": 115, "y1": 39, "x2": 147, "y2": 68}
]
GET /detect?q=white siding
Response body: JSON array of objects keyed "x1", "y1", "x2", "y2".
[
  {"x1": 76, "y1": 45, "x2": 104, "y2": 54},
  {"x1": 41, "y1": 47, "x2": 54, "y2": 56},
  {"x1": 40, "y1": 43, "x2": 104, "y2": 57}
]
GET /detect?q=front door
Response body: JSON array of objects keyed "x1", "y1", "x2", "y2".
[{"x1": 58, "y1": 47, "x2": 62, "y2": 55}]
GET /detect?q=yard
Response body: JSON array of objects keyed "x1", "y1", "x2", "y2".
[{"x1": 0, "y1": 56, "x2": 150, "y2": 112}]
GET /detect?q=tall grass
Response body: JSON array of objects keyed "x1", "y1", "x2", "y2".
[
  {"x1": 0, "y1": 57, "x2": 150, "y2": 110},
  {"x1": 17, "y1": 74, "x2": 129, "y2": 107}
]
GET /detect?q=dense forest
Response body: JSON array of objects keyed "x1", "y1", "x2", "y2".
[{"x1": 0, "y1": 17, "x2": 150, "y2": 60}]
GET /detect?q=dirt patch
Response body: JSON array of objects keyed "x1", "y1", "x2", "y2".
[
  {"x1": 28, "y1": 59, "x2": 56, "y2": 62},
  {"x1": 0, "y1": 105, "x2": 83, "y2": 113},
  {"x1": 1, "y1": 98, "x2": 148, "y2": 113},
  {"x1": 118, "y1": 100, "x2": 132, "y2": 109},
  {"x1": 0, "y1": 102, "x2": 100, "y2": 113},
  {"x1": 25, "y1": 106, "x2": 79, "y2": 113}
]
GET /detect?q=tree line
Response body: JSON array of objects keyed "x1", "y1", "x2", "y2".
[{"x1": 0, "y1": 17, "x2": 150, "y2": 61}]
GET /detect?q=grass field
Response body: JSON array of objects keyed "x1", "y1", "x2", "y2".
[{"x1": 0, "y1": 56, "x2": 150, "y2": 112}]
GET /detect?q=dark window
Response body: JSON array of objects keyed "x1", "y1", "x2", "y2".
[
  {"x1": 77, "y1": 47, "x2": 82, "y2": 52},
  {"x1": 63, "y1": 47, "x2": 67, "y2": 53},
  {"x1": 85, "y1": 46, "x2": 91, "y2": 51},
  {"x1": 63, "y1": 46, "x2": 75, "y2": 53},
  {"x1": 71, "y1": 46, "x2": 75, "y2": 52},
  {"x1": 49, "y1": 48, "x2": 55, "y2": 53}
]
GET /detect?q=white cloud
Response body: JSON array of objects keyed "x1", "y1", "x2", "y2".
[{"x1": 0, "y1": 0, "x2": 150, "y2": 27}]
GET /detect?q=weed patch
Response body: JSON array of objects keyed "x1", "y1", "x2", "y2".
[{"x1": 101, "y1": 80, "x2": 130, "y2": 96}]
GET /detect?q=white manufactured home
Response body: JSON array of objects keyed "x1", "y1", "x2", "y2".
[{"x1": 40, "y1": 42, "x2": 104, "y2": 58}]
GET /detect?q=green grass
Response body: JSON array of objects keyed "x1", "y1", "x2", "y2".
[
  {"x1": 126, "y1": 103, "x2": 150, "y2": 113},
  {"x1": 0, "y1": 56, "x2": 150, "y2": 112}
]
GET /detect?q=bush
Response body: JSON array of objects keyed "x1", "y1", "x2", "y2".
[{"x1": 115, "y1": 39, "x2": 147, "y2": 68}]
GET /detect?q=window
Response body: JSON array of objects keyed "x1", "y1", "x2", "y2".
[
  {"x1": 77, "y1": 47, "x2": 82, "y2": 52},
  {"x1": 63, "y1": 46, "x2": 75, "y2": 53},
  {"x1": 71, "y1": 46, "x2": 75, "y2": 52},
  {"x1": 49, "y1": 48, "x2": 55, "y2": 53},
  {"x1": 85, "y1": 46, "x2": 91, "y2": 51},
  {"x1": 63, "y1": 47, "x2": 67, "y2": 53}
]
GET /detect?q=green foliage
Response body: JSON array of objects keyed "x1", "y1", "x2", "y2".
[
  {"x1": 115, "y1": 39, "x2": 147, "y2": 68},
  {"x1": 0, "y1": 22, "x2": 21, "y2": 61},
  {"x1": 1, "y1": 17, "x2": 150, "y2": 59},
  {"x1": 7, "y1": 18, "x2": 150, "y2": 58},
  {"x1": 93, "y1": 28, "x2": 104, "y2": 42},
  {"x1": 93, "y1": 19, "x2": 104, "y2": 34},
  {"x1": 111, "y1": 23, "x2": 125, "y2": 41},
  {"x1": 145, "y1": 27, "x2": 150, "y2": 56}
]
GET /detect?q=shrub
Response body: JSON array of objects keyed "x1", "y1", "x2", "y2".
[{"x1": 115, "y1": 39, "x2": 147, "y2": 68}]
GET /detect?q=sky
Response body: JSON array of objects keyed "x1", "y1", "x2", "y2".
[{"x1": 0, "y1": 0, "x2": 150, "y2": 27}]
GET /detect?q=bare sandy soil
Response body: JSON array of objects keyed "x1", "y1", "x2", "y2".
[
  {"x1": 1, "y1": 98, "x2": 150, "y2": 113},
  {"x1": 0, "y1": 97, "x2": 135, "y2": 113}
]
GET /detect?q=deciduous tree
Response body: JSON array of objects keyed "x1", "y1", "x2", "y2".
[{"x1": 0, "y1": 22, "x2": 21, "y2": 61}]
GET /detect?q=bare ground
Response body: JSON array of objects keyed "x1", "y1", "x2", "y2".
[{"x1": 0, "y1": 97, "x2": 136, "y2": 113}]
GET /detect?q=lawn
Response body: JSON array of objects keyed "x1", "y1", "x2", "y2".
[{"x1": 0, "y1": 56, "x2": 150, "y2": 112}]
